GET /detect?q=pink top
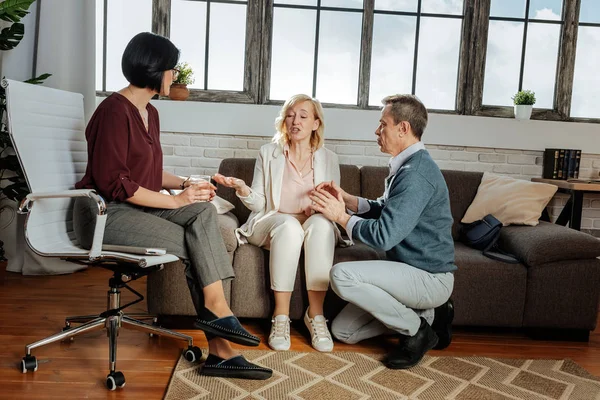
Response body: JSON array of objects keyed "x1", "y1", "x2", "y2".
[{"x1": 279, "y1": 146, "x2": 314, "y2": 214}]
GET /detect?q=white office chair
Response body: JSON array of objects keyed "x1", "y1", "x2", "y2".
[{"x1": 3, "y1": 79, "x2": 203, "y2": 390}]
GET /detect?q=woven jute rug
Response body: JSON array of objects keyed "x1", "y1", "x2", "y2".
[{"x1": 164, "y1": 350, "x2": 600, "y2": 400}]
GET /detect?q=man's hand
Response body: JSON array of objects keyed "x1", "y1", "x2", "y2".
[
  {"x1": 309, "y1": 187, "x2": 350, "y2": 227},
  {"x1": 315, "y1": 180, "x2": 358, "y2": 212}
]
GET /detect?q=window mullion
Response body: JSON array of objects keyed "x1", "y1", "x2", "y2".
[
  {"x1": 312, "y1": 0, "x2": 322, "y2": 98},
  {"x1": 259, "y1": 0, "x2": 273, "y2": 104},
  {"x1": 555, "y1": 0, "x2": 581, "y2": 119},
  {"x1": 357, "y1": 0, "x2": 374, "y2": 108},
  {"x1": 152, "y1": 0, "x2": 171, "y2": 37},
  {"x1": 456, "y1": 0, "x2": 475, "y2": 114},
  {"x1": 517, "y1": 0, "x2": 531, "y2": 91},
  {"x1": 465, "y1": 0, "x2": 491, "y2": 114},
  {"x1": 411, "y1": 0, "x2": 422, "y2": 95},
  {"x1": 243, "y1": 0, "x2": 262, "y2": 102}
]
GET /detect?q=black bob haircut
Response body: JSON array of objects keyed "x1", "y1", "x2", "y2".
[{"x1": 122, "y1": 32, "x2": 180, "y2": 92}]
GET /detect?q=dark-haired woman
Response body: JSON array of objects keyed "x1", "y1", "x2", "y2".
[{"x1": 74, "y1": 32, "x2": 272, "y2": 380}]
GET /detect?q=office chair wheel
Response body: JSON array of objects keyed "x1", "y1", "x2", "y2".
[
  {"x1": 21, "y1": 355, "x2": 38, "y2": 373},
  {"x1": 62, "y1": 326, "x2": 74, "y2": 342},
  {"x1": 184, "y1": 346, "x2": 203, "y2": 363},
  {"x1": 106, "y1": 371, "x2": 126, "y2": 390},
  {"x1": 149, "y1": 318, "x2": 159, "y2": 338}
]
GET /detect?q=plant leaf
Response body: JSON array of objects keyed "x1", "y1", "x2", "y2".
[
  {"x1": 24, "y1": 73, "x2": 52, "y2": 85},
  {"x1": 0, "y1": 0, "x2": 35, "y2": 23},
  {"x1": 0, "y1": 23, "x2": 24, "y2": 51}
]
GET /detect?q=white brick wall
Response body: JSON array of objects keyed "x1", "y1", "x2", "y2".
[{"x1": 161, "y1": 132, "x2": 600, "y2": 237}]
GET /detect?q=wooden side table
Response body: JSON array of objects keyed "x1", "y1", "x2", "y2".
[{"x1": 531, "y1": 178, "x2": 600, "y2": 231}]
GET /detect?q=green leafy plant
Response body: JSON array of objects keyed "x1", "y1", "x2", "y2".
[
  {"x1": 173, "y1": 62, "x2": 195, "y2": 85},
  {"x1": 512, "y1": 90, "x2": 536, "y2": 106},
  {"x1": 0, "y1": 0, "x2": 50, "y2": 203},
  {"x1": 0, "y1": 0, "x2": 35, "y2": 50}
]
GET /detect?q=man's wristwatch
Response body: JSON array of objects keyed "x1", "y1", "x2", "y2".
[{"x1": 180, "y1": 176, "x2": 190, "y2": 190}]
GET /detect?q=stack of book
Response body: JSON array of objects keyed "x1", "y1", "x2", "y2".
[{"x1": 542, "y1": 148, "x2": 581, "y2": 180}]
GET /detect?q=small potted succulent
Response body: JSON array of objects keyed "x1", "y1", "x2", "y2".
[
  {"x1": 512, "y1": 90, "x2": 536, "y2": 120},
  {"x1": 169, "y1": 62, "x2": 195, "y2": 101}
]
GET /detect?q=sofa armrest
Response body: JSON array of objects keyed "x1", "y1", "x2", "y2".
[
  {"x1": 217, "y1": 212, "x2": 240, "y2": 253},
  {"x1": 499, "y1": 221, "x2": 600, "y2": 267}
]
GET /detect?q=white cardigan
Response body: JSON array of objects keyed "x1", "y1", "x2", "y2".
[{"x1": 235, "y1": 142, "x2": 347, "y2": 245}]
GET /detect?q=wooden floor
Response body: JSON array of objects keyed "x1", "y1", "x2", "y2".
[{"x1": 1, "y1": 266, "x2": 599, "y2": 400}]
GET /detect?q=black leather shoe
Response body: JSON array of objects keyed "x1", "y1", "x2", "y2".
[
  {"x1": 384, "y1": 318, "x2": 438, "y2": 369},
  {"x1": 201, "y1": 354, "x2": 273, "y2": 380},
  {"x1": 431, "y1": 298, "x2": 454, "y2": 350},
  {"x1": 195, "y1": 309, "x2": 260, "y2": 347}
]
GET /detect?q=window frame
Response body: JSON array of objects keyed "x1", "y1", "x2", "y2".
[{"x1": 95, "y1": 0, "x2": 599, "y2": 123}]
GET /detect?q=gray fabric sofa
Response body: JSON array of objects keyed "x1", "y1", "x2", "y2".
[{"x1": 148, "y1": 158, "x2": 600, "y2": 337}]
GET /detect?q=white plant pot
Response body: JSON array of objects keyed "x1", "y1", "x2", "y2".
[{"x1": 514, "y1": 105, "x2": 533, "y2": 120}]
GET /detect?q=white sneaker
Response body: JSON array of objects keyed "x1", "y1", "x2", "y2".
[
  {"x1": 269, "y1": 314, "x2": 291, "y2": 351},
  {"x1": 304, "y1": 309, "x2": 334, "y2": 352}
]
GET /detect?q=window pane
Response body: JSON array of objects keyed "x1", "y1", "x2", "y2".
[
  {"x1": 170, "y1": 0, "x2": 206, "y2": 90},
  {"x1": 490, "y1": 0, "x2": 526, "y2": 18},
  {"x1": 529, "y1": 0, "x2": 562, "y2": 20},
  {"x1": 483, "y1": 21, "x2": 523, "y2": 106},
  {"x1": 95, "y1": 0, "x2": 104, "y2": 91},
  {"x1": 270, "y1": 8, "x2": 316, "y2": 100},
  {"x1": 105, "y1": 0, "x2": 152, "y2": 91},
  {"x1": 275, "y1": 0, "x2": 316, "y2": 6},
  {"x1": 421, "y1": 0, "x2": 464, "y2": 15},
  {"x1": 369, "y1": 15, "x2": 416, "y2": 106},
  {"x1": 316, "y1": 11, "x2": 362, "y2": 104},
  {"x1": 571, "y1": 27, "x2": 600, "y2": 118},
  {"x1": 374, "y1": 0, "x2": 417, "y2": 13},
  {"x1": 521, "y1": 23, "x2": 560, "y2": 108},
  {"x1": 580, "y1": 0, "x2": 600, "y2": 23},
  {"x1": 415, "y1": 17, "x2": 461, "y2": 110},
  {"x1": 207, "y1": 3, "x2": 246, "y2": 90},
  {"x1": 321, "y1": 0, "x2": 363, "y2": 9}
]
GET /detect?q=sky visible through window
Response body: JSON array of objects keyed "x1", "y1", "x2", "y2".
[{"x1": 96, "y1": 0, "x2": 599, "y2": 118}]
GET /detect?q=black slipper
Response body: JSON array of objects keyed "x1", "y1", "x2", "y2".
[
  {"x1": 194, "y1": 309, "x2": 260, "y2": 347},
  {"x1": 201, "y1": 354, "x2": 273, "y2": 380}
]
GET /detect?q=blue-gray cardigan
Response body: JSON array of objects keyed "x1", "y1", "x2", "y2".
[{"x1": 353, "y1": 150, "x2": 457, "y2": 274}]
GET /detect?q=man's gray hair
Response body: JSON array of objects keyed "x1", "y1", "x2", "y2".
[{"x1": 381, "y1": 94, "x2": 428, "y2": 140}]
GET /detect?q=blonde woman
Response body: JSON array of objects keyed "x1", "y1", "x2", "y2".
[{"x1": 214, "y1": 94, "x2": 342, "y2": 352}]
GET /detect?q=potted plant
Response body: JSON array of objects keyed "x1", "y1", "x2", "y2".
[
  {"x1": 512, "y1": 90, "x2": 536, "y2": 120},
  {"x1": 169, "y1": 62, "x2": 194, "y2": 101}
]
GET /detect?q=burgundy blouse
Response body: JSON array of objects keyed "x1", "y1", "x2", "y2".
[{"x1": 75, "y1": 93, "x2": 163, "y2": 202}]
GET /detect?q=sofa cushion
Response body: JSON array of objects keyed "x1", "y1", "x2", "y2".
[
  {"x1": 442, "y1": 170, "x2": 483, "y2": 240},
  {"x1": 217, "y1": 158, "x2": 256, "y2": 224},
  {"x1": 453, "y1": 242, "x2": 527, "y2": 327},
  {"x1": 500, "y1": 221, "x2": 600, "y2": 266},
  {"x1": 217, "y1": 212, "x2": 240, "y2": 253},
  {"x1": 360, "y1": 166, "x2": 387, "y2": 200},
  {"x1": 461, "y1": 172, "x2": 558, "y2": 226}
]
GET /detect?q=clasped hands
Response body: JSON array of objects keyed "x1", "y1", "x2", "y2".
[{"x1": 309, "y1": 181, "x2": 349, "y2": 226}]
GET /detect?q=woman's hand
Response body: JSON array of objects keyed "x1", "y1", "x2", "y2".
[
  {"x1": 174, "y1": 181, "x2": 216, "y2": 207},
  {"x1": 213, "y1": 173, "x2": 250, "y2": 197}
]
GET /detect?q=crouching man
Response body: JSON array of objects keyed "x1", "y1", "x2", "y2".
[{"x1": 310, "y1": 94, "x2": 455, "y2": 369}]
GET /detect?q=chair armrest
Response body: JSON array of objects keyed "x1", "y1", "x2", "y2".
[
  {"x1": 499, "y1": 221, "x2": 600, "y2": 267},
  {"x1": 20, "y1": 189, "x2": 108, "y2": 261},
  {"x1": 218, "y1": 212, "x2": 240, "y2": 253},
  {"x1": 20, "y1": 189, "x2": 106, "y2": 214}
]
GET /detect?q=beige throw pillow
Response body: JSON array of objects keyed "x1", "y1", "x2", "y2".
[{"x1": 461, "y1": 172, "x2": 558, "y2": 226}]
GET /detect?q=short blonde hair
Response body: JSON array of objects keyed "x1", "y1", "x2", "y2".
[{"x1": 273, "y1": 94, "x2": 325, "y2": 150}]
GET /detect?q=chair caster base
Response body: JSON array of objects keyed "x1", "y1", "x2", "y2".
[
  {"x1": 21, "y1": 355, "x2": 38, "y2": 373},
  {"x1": 184, "y1": 346, "x2": 204, "y2": 363},
  {"x1": 106, "y1": 371, "x2": 126, "y2": 390}
]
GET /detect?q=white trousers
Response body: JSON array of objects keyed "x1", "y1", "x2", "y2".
[{"x1": 247, "y1": 212, "x2": 336, "y2": 292}]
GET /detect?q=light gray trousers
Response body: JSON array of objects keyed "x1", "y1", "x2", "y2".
[
  {"x1": 73, "y1": 198, "x2": 234, "y2": 315},
  {"x1": 330, "y1": 260, "x2": 454, "y2": 343}
]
